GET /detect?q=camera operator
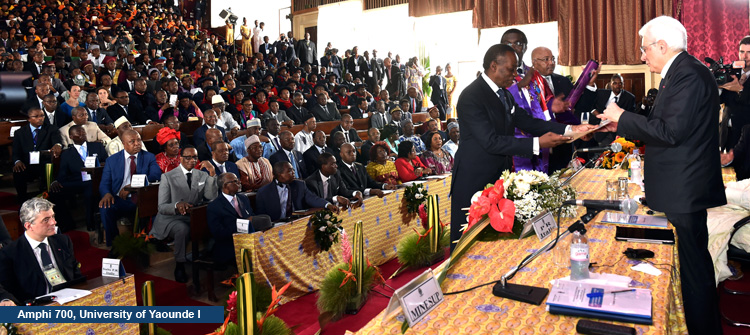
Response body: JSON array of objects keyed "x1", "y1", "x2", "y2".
[
  {"x1": 112, "y1": 28, "x2": 135, "y2": 53},
  {"x1": 719, "y1": 36, "x2": 750, "y2": 151}
]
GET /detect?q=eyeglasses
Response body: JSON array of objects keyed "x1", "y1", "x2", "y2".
[
  {"x1": 228, "y1": 179, "x2": 241, "y2": 185},
  {"x1": 181, "y1": 155, "x2": 198, "y2": 160},
  {"x1": 534, "y1": 57, "x2": 556, "y2": 63},
  {"x1": 505, "y1": 41, "x2": 527, "y2": 47},
  {"x1": 640, "y1": 42, "x2": 658, "y2": 54}
]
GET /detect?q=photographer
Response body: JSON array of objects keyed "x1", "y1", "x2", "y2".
[
  {"x1": 112, "y1": 28, "x2": 135, "y2": 53},
  {"x1": 719, "y1": 35, "x2": 750, "y2": 151}
]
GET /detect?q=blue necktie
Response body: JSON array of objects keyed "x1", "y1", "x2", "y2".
[{"x1": 289, "y1": 152, "x2": 300, "y2": 178}]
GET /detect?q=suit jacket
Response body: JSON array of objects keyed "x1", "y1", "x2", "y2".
[
  {"x1": 0, "y1": 234, "x2": 83, "y2": 304},
  {"x1": 99, "y1": 150, "x2": 162, "y2": 197},
  {"x1": 150, "y1": 167, "x2": 218, "y2": 239},
  {"x1": 261, "y1": 110, "x2": 293, "y2": 124},
  {"x1": 12, "y1": 124, "x2": 63, "y2": 164},
  {"x1": 21, "y1": 96, "x2": 45, "y2": 115},
  {"x1": 256, "y1": 179, "x2": 328, "y2": 221},
  {"x1": 617, "y1": 52, "x2": 726, "y2": 213},
  {"x1": 348, "y1": 107, "x2": 367, "y2": 120},
  {"x1": 43, "y1": 107, "x2": 71, "y2": 129},
  {"x1": 303, "y1": 145, "x2": 334, "y2": 175},
  {"x1": 406, "y1": 96, "x2": 422, "y2": 114},
  {"x1": 269, "y1": 149, "x2": 308, "y2": 179},
  {"x1": 202, "y1": 159, "x2": 240, "y2": 177},
  {"x1": 309, "y1": 102, "x2": 342, "y2": 122},
  {"x1": 192, "y1": 124, "x2": 229, "y2": 148},
  {"x1": 370, "y1": 111, "x2": 388, "y2": 129},
  {"x1": 305, "y1": 170, "x2": 356, "y2": 202},
  {"x1": 731, "y1": 124, "x2": 750, "y2": 181},
  {"x1": 85, "y1": 106, "x2": 114, "y2": 125},
  {"x1": 720, "y1": 77, "x2": 750, "y2": 149},
  {"x1": 57, "y1": 142, "x2": 107, "y2": 188},
  {"x1": 197, "y1": 142, "x2": 213, "y2": 162},
  {"x1": 384, "y1": 65, "x2": 406, "y2": 99},
  {"x1": 429, "y1": 75, "x2": 448, "y2": 105},
  {"x1": 331, "y1": 125, "x2": 362, "y2": 143},
  {"x1": 358, "y1": 140, "x2": 375, "y2": 165},
  {"x1": 106, "y1": 103, "x2": 147, "y2": 125},
  {"x1": 259, "y1": 43, "x2": 274, "y2": 57},
  {"x1": 296, "y1": 39, "x2": 317, "y2": 65},
  {"x1": 346, "y1": 55, "x2": 369, "y2": 80},
  {"x1": 285, "y1": 105, "x2": 311, "y2": 125},
  {"x1": 450, "y1": 75, "x2": 566, "y2": 243},
  {"x1": 340, "y1": 161, "x2": 383, "y2": 192},
  {"x1": 207, "y1": 193, "x2": 255, "y2": 263}
]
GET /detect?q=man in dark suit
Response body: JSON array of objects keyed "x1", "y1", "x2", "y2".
[
  {"x1": 256, "y1": 161, "x2": 337, "y2": 222},
  {"x1": 84, "y1": 91, "x2": 114, "y2": 128},
  {"x1": 202, "y1": 142, "x2": 240, "y2": 176},
  {"x1": 269, "y1": 131, "x2": 308, "y2": 179},
  {"x1": 719, "y1": 36, "x2": 750, "y2": 151},
  {"x1": 41, "y1": 94, "x2": 70, "y2": 129},
  {"x1": 348, "y1": 98, "x2": 368, "y2": 120},
  {"x1": 192, "y1": 109, "x2": 229, "y2": 148},
  {"x1": 305, "y1": 153, "x2": 362, "y2": 205},
  {"x1": 303, "y1": 130, "x2": 334, "y2": 174},
  {"x1": 197, "y1": 129, "x2": 224, "y2": 162},
  {"x1": 296, "y1": 33, "x2": 317, "y2": 67},
  {"x1": 450, "y1": 44, "x2": 593, "y2": 252},
  {"x1": 429, "y1": 66, "x2": 448, "y2": 120},
  {"x1": 107, "y1": 90, "x2": 147, "y2": 126},
  {"x1": 207, "y1": 173, "x2": 272, "y2": 264},
  {"x1": 98, "y1": 130, "x2": 162, "y2": 246},
  {"x1": 405, "y1": 87, "x2": 423, "y2": 115},
  {"x1": 23, "y1": 51, "x2": 45, "y2": 80},
  {"x1": 259, "y1": 36, "x2": 274, "y2": 58},
  {"x1": 384, "y1": 57, "x2": 405, "y2": 100},
  {"x1": 331, "y1": 114, "x2": 362, "y2": 144},
  {"x1": 21, "y1": 83, "x2": 50, "y2": 115},
  {"x1": 13, "y1": 108, "x2": 63, "y2": 203},
  {"x1": 309, "y1": 92, "x2": 342, "y2": 122},
  {"x1": 49, "y1": 125, "x2": 108, "y2": 231},
  {"x1": 358, "y1": 128, "x2": 379, "y2": 165},
  {"x1": 636, "y1": 88, "x2": 658, "y2": 117},
  {"x1": 346, "y1": 46, "x2": 369, "y2": 81},
  {"x1": 286, "y1": 92, "x2": 312, "y2": 124},
  {"x1": 597, "y1": 16, "x2": 726, "y2": 334},
  {"x1": 0, "y1": 198, "x2": 83, "y2": 305},
  {"x1": 586, "y1": 74, "x2": 636, "y2": 146},
  {"x1": 339, "y1": 143, "x2": 395, "y2": 196},
  {"x1": 420, "y1": 119, "x2": 447, "y2": 145}
]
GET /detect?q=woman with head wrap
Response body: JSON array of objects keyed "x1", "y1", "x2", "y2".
[
  {"x1": 236, "y1": 135, "x2": 273, "y2": 191},
  {"x1": 154, "y1": 127, "x2": 184, "y2": 173}
]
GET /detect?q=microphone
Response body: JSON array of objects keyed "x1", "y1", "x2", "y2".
[
  {"x1": 577, "y1": 142, "x2": 622, "y2": 154},
  {"x1": 564, "y1": 198, "x2": 639, "y2": 216}
]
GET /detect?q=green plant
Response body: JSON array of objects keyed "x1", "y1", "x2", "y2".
[
  {"x1": 112, "y1": 230, "x2": 156, "y2": 260},
  {"x1": 308, "y1": 210, "x2": 343, "y2": 252},
  {"x1": 419, "y1": 43, "x2": 432, "y2": 98},
  {"x1": 316, "y1": 262, "x2": 379, "y2": 319},
  {"x1": 403, "y1": 183, "x2": 428, "y2": 214}
]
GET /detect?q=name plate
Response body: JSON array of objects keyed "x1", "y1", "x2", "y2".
[
  {"x1": 131, "y1": 174, "x2": 147, "y2": 188},
  {"x1": 236, "y1": 219, "x2": 250, "y2": 234},
  {"x1": 101, "y1": 258, "x2": 126, "y2": 278},
  {"x1": 524, "y1": 210, "x2": 557, "y2": 242},
  {"x1": 383, "y1": 269, "x2": 444, "y2": 327},
  {"x1": 84, "y1": 156, "x2": 97, "y2": 168},
  {"x1": 29, "y1": 151, "x2": 40, "y2": 165}
]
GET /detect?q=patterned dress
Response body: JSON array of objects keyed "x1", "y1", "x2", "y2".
[
  {"x1": 236, "y1": 157, "x2": 273, "y2": 191},
  {"x1": 366, "y1": 161, "x2": 400, "y2": 185}
]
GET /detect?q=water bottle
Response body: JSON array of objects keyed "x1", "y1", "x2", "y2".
[
  {"x1": 570, "y1": 231, "x2": 590, "y2": 280},
  {"x1": 628, "y1": 149, "x2": 643, "y2": 186}
]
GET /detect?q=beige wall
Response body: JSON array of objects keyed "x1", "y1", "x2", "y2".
[
  {"x1": 292, "y1": 10, "x2": 318, "y2": 41},
  {"x1": 558, "y1": 64, "x2": 662, "y2": 92}
]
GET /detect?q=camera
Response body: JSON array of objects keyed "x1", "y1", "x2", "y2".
[{"x1": 705, "y1": 57, "x2": 744, "y2": 85}]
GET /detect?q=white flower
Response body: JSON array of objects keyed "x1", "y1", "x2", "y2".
[
  {"x1": 415, "y1": 193, "x2": 423, "y2": 199},
  {"x1": 327, "y1": 221, "x2": 332, "y2": 226},
  {"x1": 319, "y1": 226, "x2": 327, "y2": 232},
  {"x1": 329, "y1": 235, "x2": 334, "y2": 241},
  {"x1": 324, "y1": 214, "x2": 330, "y2": 220}
]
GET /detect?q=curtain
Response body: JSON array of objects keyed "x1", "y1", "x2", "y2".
[
  {"x1": 472, "y1": 0, "x2": 557, "y2": 29},
  {"x1": 558, "y1": 0, "x2": 671, "y2": 66},
  {"x1": 408, "y1": 0, "x2": 474, "y2": 17},
  {"x1": 680, "y1": 0, "x2": 749, "y2": 65}
]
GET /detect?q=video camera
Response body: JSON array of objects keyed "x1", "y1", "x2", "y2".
[{"x1": 705, "y1": 57, "x2": 745, "y2": 86}]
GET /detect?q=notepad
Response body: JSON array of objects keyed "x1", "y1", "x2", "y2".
[
  {"x1": 600, "y1": 212, "x2": 669, "y2": 228},
  {"x1": 546, "y1": 279, "x2": 652, "y2": 322}
]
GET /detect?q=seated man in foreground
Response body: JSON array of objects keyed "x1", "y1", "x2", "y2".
[
  {"x1": 256, "y1": 161, "x2": 338, "y2": 222},
  {"x1": 708, "y1": 178, "x2": 750, "y2": 283},
  {"x1": 0, "y1": 198, "x2": 83, "y2": 305},
  {"x1": 339, "y1": 143, "x2": 395, "y2": 197}
]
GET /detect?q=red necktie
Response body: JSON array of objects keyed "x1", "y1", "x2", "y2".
[{"x1": 129, "y1": 155, "x2": 136, "y2": 176}]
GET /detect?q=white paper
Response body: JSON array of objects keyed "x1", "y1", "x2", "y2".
[
  {"x1": 9, "y1": 125, "x2": 20, "y2": 137},
  {"x1": 39, "y1": 288, "x2": 92, "y2": 305},
  {"x1": 130, "y1": 174, "x2": 146, "y2": 187},
  {"x1": 401, "y1": 181, "x2": 427, "y2": 187},
  {"x1": 169, "y1": 94, "x2": 178, "y2": 107},
  {"x1": 552, "y1": 272, "x2": 632, "y2": 288},
  {"x1": 84, "y1": 156, "x2": 97, "y2": 168},
  {"x1": 424, "y1": 174, "x2": 448, "y2": 180},
  {"x1": 101, "y1": 258, "x2": 121, "y2": 278},
  {"x1": 236, "y1": 219, "x2": 250, "y2": 234},
  {"x1": 546, "y1": 279, "x2": 652, "y2": 319},
  {"x1": 355, "y1": 65, "x2": 360, "y2": 72},
  {"x1": 81, "y1": 172, "x2": 91, "y2": 182},
  {"x1": 380, "y1": 190, "x2": 395, "y2": 195},
  {"x1": 29, "y1": 151, "x2": 40, "y2": 164},
  {"x1": 631, "y1": 263, "x2": 662, "y2": 276}
]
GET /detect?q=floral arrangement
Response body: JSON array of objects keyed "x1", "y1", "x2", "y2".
[
  {"x1": 210, "y1": 275, "x2": 292, "y2": 335},
  {"x1": 403, "y1": 183, "x2": 428, "y2": 214},
  {"x1": 599, "y1": 137, "x2": 645, "y2": 169},
  {"x1": 317, "y1": 221, "x2": 385, "y2": 321},
  {"x1": 394, "y1": 196, "x2": 451, "y2": 277},
  {"x1": 309, "y1": 210, "x2": 343, "y2": 252},
  {"x1": 501, "y1": 169, "x2": 578, "y2": 226}
]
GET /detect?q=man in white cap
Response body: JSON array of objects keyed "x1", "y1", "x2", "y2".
[
  {"x1": 230, "y1": 118, "x2": 264, "y2": 159},
  {"x1": 210, "y1": 95, "x2": 240, "y2": 136},
  {"x1": 106, "y1": 116, "x2": 147, "y2": 156},
  {"x1": 87, "y1": 45, "x2": 105, "y2": 69}
]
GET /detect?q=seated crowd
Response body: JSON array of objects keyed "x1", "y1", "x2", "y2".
[{"x1": 0, "y1": 0, "x2": 461, "y2": 288}]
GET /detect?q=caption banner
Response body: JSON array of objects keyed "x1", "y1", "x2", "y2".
[{"x1": 0, "y1": 306, "x2": 224, "y2": 323}]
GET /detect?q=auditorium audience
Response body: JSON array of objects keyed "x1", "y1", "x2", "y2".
[
  {"x1": 256, "y1": 161, "x2": 336, "y2": 222},
  {"x1": 366, "y1": 142, "x2": 400, "y2": 185},
  {"x1": 339, "y1": 143, "x2": 395, "y2": 197},
  {"x1": 13, "y1": 108, "x2": 63, "y2": 203},
  {"x1": 305, "y1": 153, "x2": 363, "y2": 206},
  {"x1": 395, "y1": 141, "x2": 431, "y2": 182}
]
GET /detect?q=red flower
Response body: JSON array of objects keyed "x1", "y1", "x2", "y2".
[
  {"x1": 226, "y1": 291, "x2": 237, "y2": 323},
  {"x1": 418, "y1": 203, "x2": 428, "y2": 229},
  {"x1": 488, "y1": 198, "x2": 516, "y2": 233}
]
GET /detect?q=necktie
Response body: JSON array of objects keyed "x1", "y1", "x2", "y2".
[
  {"x1": 274, "y1": 137, "x2": 281, "y2": 150},
  {"x1": 90, "y1": 109, "x2": 96, "y2": 122},
  {"x1": 322, "y1": 104, "x2": 329, "y2": 118},
  {"x1": 323, "y1": 179, "x2": 329, "y2": 199},
  {"x1": 124, "y1": 105, "x2": 129, "y2": 116},
  {"x1": 351, "y1": 165, "x2": 357, "y2": 177},
  {"x1": 80, "y1": 145, "x2": 87, "y2": 161},
  {"x1": 129, "y1": 155, "x2": 136, "y2": 178},
  {"x1": 219, "y1": 164, "x2": 225, "y2": 174},
  {"x1": 32, "y1": 128, "x2": 39, "y2": 146},
  {"x1": 741, "y1": 73, "x2": 748, "y2": 85},
  {"x1": 411, "y1": 98, "x2": 416, "y2": 112},
  {"x1": 39, "y1": 243, "x2": 53, "y2": 268},
  {"x1": 289, "y1": 152, "x2": 300, "y2": 177},
  {"x1": 614, "y1": 96, "x2": 619, "y2": 104},
  {"x1": 186, "y1": 172, "x2": 192, "y2": 188},
  {"x1": 231, "y1": 196, "x2": 241, "y2": 216},
  {"x1": 497, "y1": 88, "x2": 510, "y2": 111},
  {"x1": 344, "y1": 131, "x2": 350, "y2": 142},
  {"x1": 545, "y1": 76, "x2": 554, "y2": 93}
]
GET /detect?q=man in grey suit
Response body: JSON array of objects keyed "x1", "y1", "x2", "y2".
[
  {"x1": 262, "y1": 100, "x2": 294, "y2": 127},
  {"x1": 309, "y1": 92, "x2": 342, "y2": 122},
  {"x1": 149, "y1": 146, "x2": 218, "y2": 283}
]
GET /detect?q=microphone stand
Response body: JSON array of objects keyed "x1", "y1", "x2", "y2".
[
  {"x1": 562, "y1": 151, "x2": 601, "y2": 187},
  {"x1": 492, "y1": 207, "x2": 601, "y2": 305}
]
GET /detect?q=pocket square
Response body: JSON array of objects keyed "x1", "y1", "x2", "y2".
[{"x1": 198, "y1": 182, "x2": 205, "y2": 186}]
